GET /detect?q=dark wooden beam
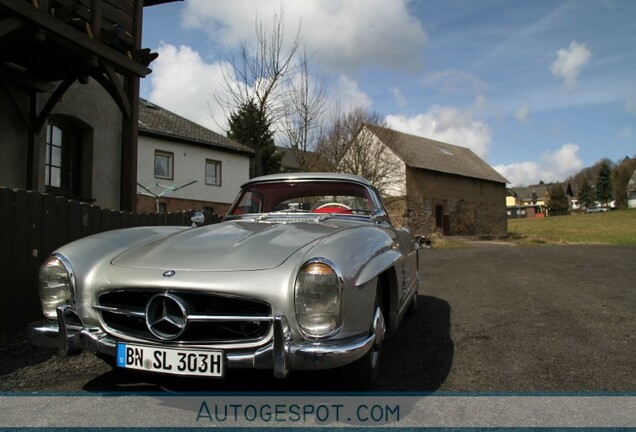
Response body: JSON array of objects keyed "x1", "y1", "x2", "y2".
[
  {"x1": 119, "y1": 0, "x2": 143, "y2": 211},
  {"x1": 143, "y1": 0, "x2": 183, "y2": 6},
  {"x1": 0, "y1": 16, "x2": 26, "y2": 38},
  {"x1": 92, "y1": 61, "x2": 131, "y2": 120},
  {"x1": 0, "y1": 0, "x2": 151, "y2": 77},
  {"x1": 120, "y1": 75, "x2": 139, "y2": 211},
  {"x1": 34, "y1": 77, "x2": 75, "y2": 131},
  {"x1": 0, "y1": 74, "x2": 32, "y2": 129},
  {"x1": 26, "y1": 91, "x2": 39, "y2": 190}
]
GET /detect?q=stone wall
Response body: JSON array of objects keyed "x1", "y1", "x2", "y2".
[{"x1": 384, "y1": 168, "x2": 507, "y2": 237}]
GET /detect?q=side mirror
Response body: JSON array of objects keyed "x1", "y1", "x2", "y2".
[
  {"x1": 416, "y1": 236, "x2": 432, "y2": 248},
  {"x1": 191, "y1": 211, "x2": 205, "y2": 227},
  {"x1": 371, "y1": 209, "x2": 389, "y2": 224}
]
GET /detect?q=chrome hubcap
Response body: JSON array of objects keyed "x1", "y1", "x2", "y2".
[{"x1": 370, "y1": 305, "x2": 386, "y2": 368}]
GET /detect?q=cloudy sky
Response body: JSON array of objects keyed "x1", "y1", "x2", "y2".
[{"x1": 140, "y1": 0, "x2": 636, "y2": 187}]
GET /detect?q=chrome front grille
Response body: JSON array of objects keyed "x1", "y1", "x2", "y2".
[{"x1": 96, "y1": 290, "x2": 272, "y2": 344}]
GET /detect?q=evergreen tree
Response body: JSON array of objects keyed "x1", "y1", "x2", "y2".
[
  {"x1": 595, "y1": 160, "x2": 613, "y2": 206},
  {"x1": 547, "y1": 185, "x2": 570, "y2": 216},
  {"x1": 227, "y1": 100, "x2": 281, "y2": 178},
  {"x1": 577, "y1": 179, "x2": 595, "y2": 209}
]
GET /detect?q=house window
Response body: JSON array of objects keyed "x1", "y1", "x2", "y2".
[
  {"x1": 205, "y1": 159, "x2": 221, "y2": 186},
  {"x1": 45, "y1": 121, "x2": 79, "y2": 196},
  {"x1": 158, "y1": 202, "x2": 167, "y2": 213},
  {"x1": 154, "y1": 151, "x2": 173, "y2": 179}
]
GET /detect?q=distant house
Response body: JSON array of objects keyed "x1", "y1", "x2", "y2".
[
  {"x1": 276, "y1": 146, "x2": 327, "y2": 173},
  {"x1": 628, "y1": 169, "x2": 636, "y2": 209},
  {"x1": 276, "y1": 146, "x2": 302, "y2": 172},
  {"x1": 137, "y1": 100, "x2": 254, "y2": 215},
  {"x1": 507, "y1": 182, "x2": 575, "y2": 218},
  {"x1": 507, "y1": 184, "x2": 549, "y2": 219},
  {"x1": 352, "y1": 125, "x2": 509, "y2": 237}
]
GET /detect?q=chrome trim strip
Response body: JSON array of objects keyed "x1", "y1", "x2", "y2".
[
  {"x1": 187, "y1": 314, "x2": 272, "y2": 322},
  {"x1": 273, "y1": 315, "x2": 288, "y2": 378},
  {"x1": 51, "y1": 253, "x2": 77, "y2": 307},
  {"x1": 93, "y1": 308, "x2": 271, "y2": 322},
  {"x1": 93, "y1": 305, "x2": 145, "y2": 318}
]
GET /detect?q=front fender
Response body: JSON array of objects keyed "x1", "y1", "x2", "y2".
[{"x1": 355, "y1": 249, "x2": 402, "y2": 288}]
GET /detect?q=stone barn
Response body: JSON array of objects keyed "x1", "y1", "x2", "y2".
[{"x1": 354, "y1": 125, "x2": 509, "y2": 237}]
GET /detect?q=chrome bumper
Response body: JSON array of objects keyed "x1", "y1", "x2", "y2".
[{"x1": 27, "y1": 306, "x2": 379, "y2": 379}]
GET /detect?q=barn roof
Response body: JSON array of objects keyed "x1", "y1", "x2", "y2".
[{"x1": 363, "y1": 124, "x2": 508, "y2": 184}]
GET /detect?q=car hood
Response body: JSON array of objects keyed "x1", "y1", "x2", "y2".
[{"x1": 111, "y1": 220, "x2": 344, "y2": 271}]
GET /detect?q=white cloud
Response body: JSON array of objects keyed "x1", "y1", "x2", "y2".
[
  {"x1": 515, "y1": 104, "x2": 530, "y2": 122},
  {"x1": 493, "y1": 162, "x2": 541, "y2": 188},
  {"x1": 388, "y1": 87, "x2": 407, "y2": 108},
  {"x1": 386, "y1": 106, "x2": 492, "y2": 158},
  {"x1": 541, "y1": 143, "x2": 583, "y2": 180},
  {"x1": 333, "y1": 75, "x2": 373, "y2": 110},
  {"x1": 148, "y1": 44, "x2": 229, "y2": 133},
  {"x1": 494, "y1": 143, "x2": 583, "y2": 186},
  {"x1": 550, "y1": 41, "x2": 592, "y2": 90},
  {"x1": 182, "y1": 0, "x2": 427, "y2": 73}
]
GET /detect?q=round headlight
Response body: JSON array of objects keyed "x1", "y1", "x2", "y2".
[
  {"x1": 39, "y1": 255, "x2": 74, "y2": 320},
  {"x1": 294, "y1": 259, "x2": 343, "y2": 338}
]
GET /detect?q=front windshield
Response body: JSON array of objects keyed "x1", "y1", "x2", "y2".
[{"x1": 228, "y1": 181, "x2": 375, "y2": 216}]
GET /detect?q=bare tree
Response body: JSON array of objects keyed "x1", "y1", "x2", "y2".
[
  {"x1": 317, "y1": 107, "x2": 404, "y2": 195},
  {"x1": 280, "y1": 49, "x2": 330, "y2": 171},
  {"x1": 213, "y1": 6, "x2": 303, "y2": 128},
  {"x1": 315, "y1": 102, "x2": 362, "y2": 171}
]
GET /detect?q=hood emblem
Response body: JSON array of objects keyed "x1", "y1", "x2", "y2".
[
  {"x1": 145, "y1": 294, "x2": 187, "y2": 340},
  {"x1": 163, "y1": 270, "x2": 176, "y2": 277}
]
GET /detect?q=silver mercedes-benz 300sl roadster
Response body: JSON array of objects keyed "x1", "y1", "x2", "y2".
[{"x1": 29, "y1": 173, "x2": 420, "y2": 388}]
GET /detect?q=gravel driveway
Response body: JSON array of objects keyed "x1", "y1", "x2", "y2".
[{"x1": 1, "y1": 243, "x2": 634, "y2": 392}]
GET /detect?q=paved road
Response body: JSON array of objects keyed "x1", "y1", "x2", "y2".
[
  {"x1": 382, "y1": 243, "x2": 636, "y2": 391},
  {"x1": 1, "y1": 243, "x2": 634, "y2": 392}
]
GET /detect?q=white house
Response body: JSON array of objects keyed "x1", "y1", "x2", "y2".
[
  {"x1": 137, "y1": 99, "x2": 254, "y2": 215},
  {"x1": 628, "y1": 169, "x2": 636, "y2": 209}
]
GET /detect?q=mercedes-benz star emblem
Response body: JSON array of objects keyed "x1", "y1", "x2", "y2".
[
  {"x1": 145, "y1": 293, "x2": 187, "y2": 340},
  {"x1": 163, "y1": 270, "x2": 176, "y2": 277}
]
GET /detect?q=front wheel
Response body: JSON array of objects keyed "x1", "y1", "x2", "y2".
[
  {"x1": 406, "y1": 291, "x2": 418, "y2": 316},
  {"x1": 340, "y1": 283, "x2": 386, "y2": 389}
]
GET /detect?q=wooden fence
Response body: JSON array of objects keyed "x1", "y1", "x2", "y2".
[{"x1": 0, "y1": 188, "x2": 221, "y2": 340}]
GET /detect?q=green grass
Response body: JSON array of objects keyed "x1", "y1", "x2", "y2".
[{"x1": 508, "y1": 209, "x2": 636, "y2": 245}]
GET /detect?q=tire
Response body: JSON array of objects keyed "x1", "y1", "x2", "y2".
[
  {"x1": 406, "y1": 292, "x2": 418, "y2": 316},
  {"x1": 340, "y1": 282, "x2": 386, "y2": 390}
]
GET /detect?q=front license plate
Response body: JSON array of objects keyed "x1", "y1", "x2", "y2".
[{"x1": 116, "y1": 343, "x2": 224, "y2": 377}]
